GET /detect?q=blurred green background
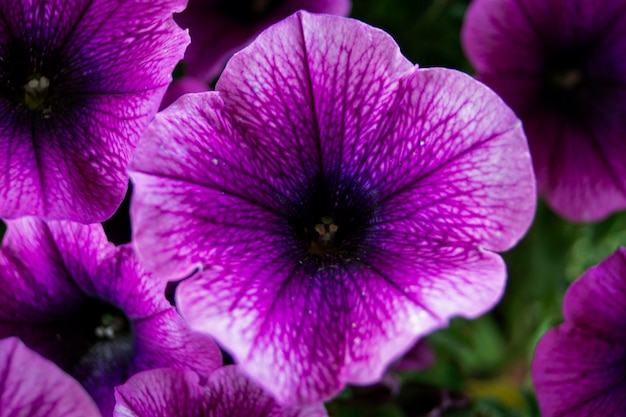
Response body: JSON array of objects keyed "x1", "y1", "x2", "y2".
[{"x1": 327, "y1": 1, "x2": 626, "y2": 416}]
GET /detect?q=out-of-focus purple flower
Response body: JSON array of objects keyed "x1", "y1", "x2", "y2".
[
  {"x1": 0, "y1": 218, "x2": 222, "y2": 417},
  {"x1": 129, "y1": 11, "x2": 536, "y2": 405},
  {"x1": 175, "y1": 0, "x2": 351, "y2": 82},
  {"x1": 160, "y1": 76, "x2": 209, "y2": 110},
  {"x1": 0, "y1": 0, "x2": 189, "y2": 222},
  {"x1": 113, "y1": 365, "x2": 327, "y2": 417},
  {"x1": 390, "y1": 339, "x2": 435, "y2": 373},
  {"x1": 462, "y1": 0, "x2": 626, "y2": 221},
  {"x1": 0, "y1": 337, "x2": 101, "y2": 417},
  {"x1": 532, "y1": 247, "x2": 626, "y2": 416}
]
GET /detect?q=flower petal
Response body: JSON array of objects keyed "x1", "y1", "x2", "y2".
[
  {"x1": 523, "y1": 99, "x2": 626, "y2": 221},
  {"x1": 562, "y1": 248, "x2": 626, "y2": 340},
  {"x1": 390, "y1": 339, "x2": 435, "y2": 372},
  {"x1": 178, "y1": 265, "x2": 352, "y2": 404},
  {"x1": 0, "y1": 337, "x2": 101, "y2": 417},
  {"x1": 114, "y1": 368, "x2": 202, "y2": 417},
  {"x1": 204, "y1": 366, "x2": 328, "y2": 417},
  {"x1": 532, "y1": 247, "x2": 626, "y2": 416},
  {"x1": 176, "y1": 248, "x2": 504, "y2": 404},
  {"x1": 532, "y1": 324, "x2": 626, "y2": 417},
  {"x1": 130, "y1": 309, "x2": 223, "y2": 377},
  {"x1": 130, "y1": 92, "x2": 281, "y2": 279},
  {"x1": 0, "y1": 218, "x2": 112, "y2": 322},
  {"x1": 114, "y1": 366, "x2": 327, "y2": 417},
  {"x1": 373, "y1": 68, "x2": 535, "y2": 251},
  {"x1": 217, "y1": 11, "x2": 413, "y2": 177},
  {"x1": 462, "y1": 0, "x2": 547, "y2": 75},
  {"x1": 94, "y1": 244, "x2": 170, "y2": 320}
]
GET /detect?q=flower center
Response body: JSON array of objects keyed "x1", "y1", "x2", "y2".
[
  {"x1": 550, "y1": 68, "x2": 582, "y2": 92},
  {"x1": 284, "y1": 173, "x2": 379, "y2": 269},
  {"x1": 23, "y1": 75, "x2": 51, "y2": 110},
  {"x1": 94, "y1": 311, "x2": 129, "y2": 340},
  {"x1": 64, "y1": 298, "x2": 134, "y2": 385},
  {"x1": 218, "y1": 0, "x2": 282, "y2": 22},
  {"x1": 0, "y1": 36, "x2": 92, "y2": 121},
  {"x1": 71, "y1": 298, "x2": 132, "y2": 344},
  {"x1": 310, "y1": 216, "x2": 340, "y2": 254},
  {"x1": 542, "y1": 47, "x2": 590, "y2": 116}
]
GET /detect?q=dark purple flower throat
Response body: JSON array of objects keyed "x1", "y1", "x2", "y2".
[
  {"x1": 0, "y1": 33, "x2": 89, "y2": 121},
  {"x1": 283, "y1": 172, "x2": 379, "y2": 274},
  {"x1": 59, "y1": 298, "x2": 133, "y2": 379},
  {"x1": 542, "y1": 46, "x2": 592, "y2": 118}
]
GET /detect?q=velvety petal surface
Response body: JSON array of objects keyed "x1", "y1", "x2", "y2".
[
  {"x1": 372, "y1": 67, "x2": 535, "y2": 252},
  {"x1": 462, "y1": 0, "x2": 626, "y2": 221},
  {"x1": 0, "y1": 219, "x2": 118, "y2": 375},
  {"x1": 522, "y1": 103, "x2": 626, "y2": 221},
  {"x1": 130, "y1": 308, "x2": 223, "y2": 377},
  {"x1": 217, "y1": 11, "x2": 415, "y2": 180},
  {"x1": 131, "y1": 11, "x2": 414, "y2": 279},
  {"x1": 114, "y1": 366, "x2": 327, "y2": 417},
  {"x1": 178, "y1": 249, "x2": 505, "y2": 404},
  {"x1": 0, "y1": 219, "x2": 222, "y2": 416},
  {"x1": 0, "y1": 218, "x2": 112, "y2": 323},
  {"x1": 176, "y1": 0, "x2": 351, "y2": 82},
  {"x1": 114, "y1": 368, "x2": 202, "y2": 417},
  {"x1": 0, "y1": 0, "x2": 189, "y2": 222},
  {"x1": 533, "y1": 324, "x2": 626, "y2": 417},
  {"x1": 89, "y1": 244, "x2": 171, "y2": 320},
  {"x1": 0, "y1": 337, "x2": 101, "y2": 417},
  {"x1": 532, "y1": 248, "x2": 626, "y2": 416},
  {"x1": 562, "y1": 247, "x2": 626, "y2": 332}
]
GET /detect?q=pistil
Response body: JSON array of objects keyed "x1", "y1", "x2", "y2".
[
  {"x1": 94, "y1": 313, "x2": 128, "y2": 340},
  {"x1": 23, "y1": 75, "x2": 50, "y2": 110},
  {"x1": 251, "y1": 0, "x2": 273, "y2": 14},
  {"x1": 551, "y1": 68, "x2": 582, "y2": 91},
  {"x1": 310, "y1": 216, "x2": 339, "y2": 254}
]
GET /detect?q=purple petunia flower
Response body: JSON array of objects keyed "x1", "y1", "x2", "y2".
[
  {"x1": 390, "y1": 339, "x2": 435, "y2": 373},
  {"x1": 129, "y1": 11, "x2": 536, "y2": 404},
  {"x1": 0, "y1": 218, "x2": 222, "y2": 416},
  {"x1": 532, "y1": 247, "x2": 626, "y2": 416},
  {"x1": 175, "y1": 0, "x2": 350, "y2": 82},
  {"x1": 0, "y1": 337, "x2": 101, "y2": 417},
  {"x1": 462, "y1": 0, "x2": 626, "y2": 221},
  {"x1": 0, "y1": 0, "x2": 189, "y2": 222},
  {"x1": 113, "y1": 365, "x2": 327, "y2": 417}
]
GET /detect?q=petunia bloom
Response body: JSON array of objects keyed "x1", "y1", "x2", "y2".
[
  {"x1": 462, "y1": 0, "x2": 626, "y2": 221},
  {"x1": 0, "y1": 218, "x2": 222, "y2": 416},
  {"x1": 0, "y1": 337, "x2": 101, "y2": 417},
  {"x1": 390, "y1": 339, "x2": 435, "y2": 373},
  {"x1": 532, "y1": 247, "x2": 626, "y2": 416},
  {"x1": 175, "y1": 0, "x2": 350, "y2": 82},
  {"x1": 114, "y1": 365, "x2": 327, "y2": 417},
  {"x1": 0, "y1": 0, "x2": 189, "y2": 222},
  {"x1": 130, "y1": 11, "x2": 536, "y2": 404}
]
